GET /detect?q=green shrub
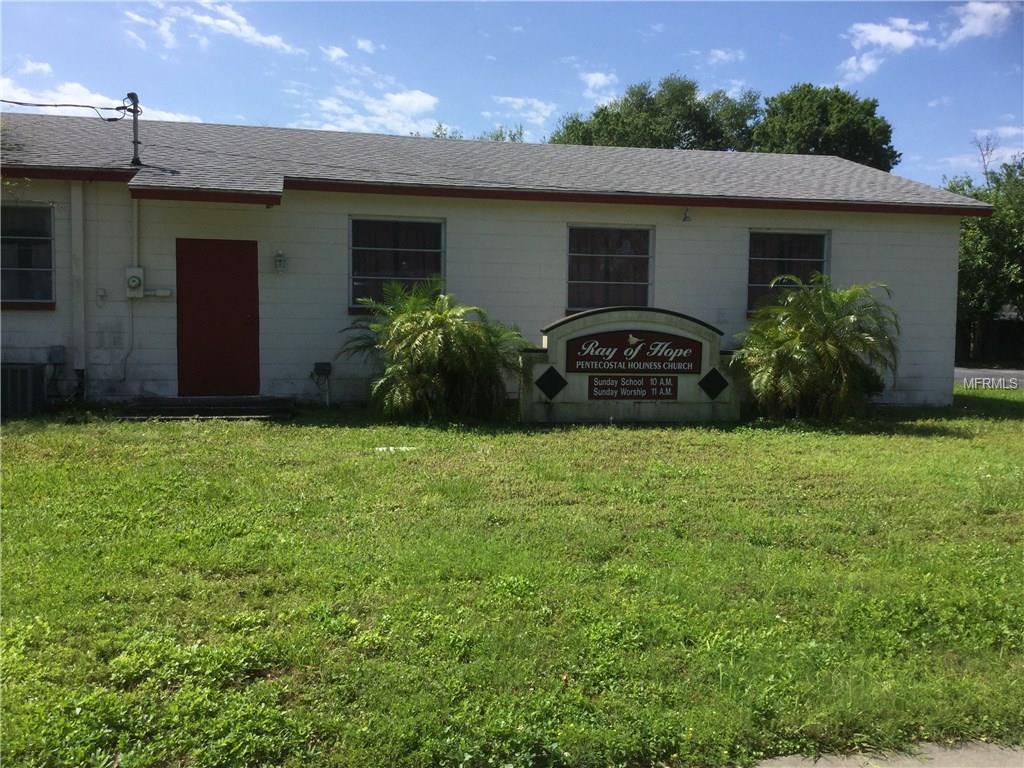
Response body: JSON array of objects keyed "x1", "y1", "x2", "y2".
[
  {"x1": 341, "y1": 280, "x2": 527, "y2": 421},
  {"x1": 734, "y1": 273, "x2": 899, "y2": 419}
]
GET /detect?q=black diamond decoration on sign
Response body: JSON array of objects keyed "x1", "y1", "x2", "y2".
[
  {"x1": 535, "y1": 366, "x2": 568, "y2": 400},
  {"x1": 698, "y1": 368, "x2": 729, "y2": 400}
]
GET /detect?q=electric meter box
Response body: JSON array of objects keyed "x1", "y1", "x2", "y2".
[{"x1": 125, "y1": 267, "x2": 144, "y2": 298}]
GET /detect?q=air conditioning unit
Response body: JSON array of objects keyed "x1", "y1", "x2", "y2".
[{"x1": 1, "y1": 363, "x2": 47, "y2": 419}]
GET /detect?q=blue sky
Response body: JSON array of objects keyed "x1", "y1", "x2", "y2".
[{"x1": 1, "y1": 1, "x2": 1021, "y2": 186}]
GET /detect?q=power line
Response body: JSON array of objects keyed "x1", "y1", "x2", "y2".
[{"x1": 0, "y1": 97, "x2": 140, "y2": 122}]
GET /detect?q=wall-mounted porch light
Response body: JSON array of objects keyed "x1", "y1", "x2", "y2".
[{"x1": 274, "y1": 251, "x2": 288, "y2": 273}]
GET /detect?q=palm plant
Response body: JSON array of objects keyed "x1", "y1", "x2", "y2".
[
  {"x1": 734, "y1": 273, "x2": 899, "y2": 419},
  {"x1": 340, "y1": 280, "x2": 527, "y2": 421}
]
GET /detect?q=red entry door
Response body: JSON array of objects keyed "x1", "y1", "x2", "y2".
[{"x1": 176, "y1": 238, "x2": 260, "y2": 396}]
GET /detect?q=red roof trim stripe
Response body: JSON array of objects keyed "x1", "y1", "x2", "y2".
[
  {"x1": 0, "y1": 165, "x2": 991, "y2": 216},
  {"x1": 129, "y1": 188, "x2": 282, "y2": 205},
  {"x1": 284, "y1": 178, "x2": 991, "y2": 217},
  {"x1": 1, "y1": 301, "x2": 56, "y2": 311},
  {"x1": 1, "y1": 166, "x2": 137, "y2": 182}
]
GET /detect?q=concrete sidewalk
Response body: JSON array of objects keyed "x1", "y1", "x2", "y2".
[{"x1": 757, "y1": 743, "x2": 1023, "y2": 768}]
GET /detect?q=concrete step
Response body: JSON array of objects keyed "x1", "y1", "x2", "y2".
[{"x1": 118, "y1": 396, "x2": 295, "y2": 420}]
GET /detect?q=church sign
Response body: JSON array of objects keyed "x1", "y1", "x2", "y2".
[
  {"x1": 520, "y1": 307, "x2": 740, "y2": 423},
  {"x1": 566, "y1": 330, "x2": 702, "y2": 374},
  {"x1": 588, "y1": 375, "x2": 678, "y2": 400}
]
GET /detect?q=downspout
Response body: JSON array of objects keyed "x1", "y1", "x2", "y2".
[
  {"x1": 132, "y1": 198, "x2": 139, "y2": 269},
  {"x1": 120, "y1": 197, "x2": 138, "y2": 382},
  {"x1": 69, "y1": 181, "x2": 87, "y2": 399}
]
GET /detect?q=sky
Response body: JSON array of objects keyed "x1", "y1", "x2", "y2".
[{"x1": 1, "y1": 1, "x2": 1021, "y2": 187}]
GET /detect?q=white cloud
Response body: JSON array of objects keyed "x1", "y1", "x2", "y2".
[
  {"x1": 294, "y1": 42, "x2": 443, "y2": 136},
  {"x1": 484, "y1": 54, "x2": 497, "y2": 62},
  {"x1": 304, "y1": 86, "x2": 440, "y2": 135},
  {"x1": 942, "y1": 124, "x2": 1024, "y2": 173},
  {"x1": 942, "y1": 146, "x2": 1022, "y2": 172},
  {"x1": 580, "y1": 71, "x2": 618, "y2": 103},
  {"x1": 351, "y1": 63, "x2": 398, "y2": 89},
  {"x1": 648, "y1": 23, "x2": 665, "y2": 34},
  {"x1": 975, "y1": 125, "x2": 1024, "y2": 140},
  {"x1": 492, "y1": 95, "x2": 557, "y2": 126},
  {"x1": 125, "y1": 29, "x2": 148, "y2": 49},
  {"x1": 838, "y1": 51, "x2": 885, "y2": 84},
  {"x1": 848, "y1": 18, "x2": 933, "y2": 52},
  {"x1": 836, "y1": 4, "x2": 1017, "y2": 84},
  {"x1": 124, "y1": 9, "x2": 177, "y2": 49},
  {"x1": 707, "y1": 48, "x2": 746, "y2": 65},
  {"x1": 367, "y1": 89, "x2": 438, "y2": 116},
  {"x1": 509, "y1": 25, "x2": 524, "y2": 33},
  {"x1": 0, "y1": 77, "x2": 201, "y2": 122},
  {"x1": 356, "y1": 38, "x2": 379, "y2": 54},
  {"x1": 317, "y1": 96, "x2": 354, "y2": 116},
  {"x1": 124, "y1": 4, "x2": 303, "y2": 54},
  {"x1": 943, "y1": 1, "x2": 1015, "y2": 48},
  {"x1": 318, "y1": 51, "x2": 398, "y2": 90},
  {"x1": 182, "y1": 2, "x2": 305, "y2": 55},
  {"x1": 320, "y1": 45, "x2": 348, "y2": 61},
  {"x1": 18, "y1": 59, "x2": 52, "y2": 76},
  {"x1": 927, "y1": 95, "x2": 953, "y2": 108},
  {"x1": 724, "y1": 79, "x2": 748, "y2": 99}
]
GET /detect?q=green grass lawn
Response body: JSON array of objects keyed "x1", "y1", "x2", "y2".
[{"x1": 3, "y1": 388, "x2": 1023, "y2": 768}]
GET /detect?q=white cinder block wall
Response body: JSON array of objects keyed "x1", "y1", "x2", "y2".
[
  {"x1": 0, "y1": 180, "x2": 961, "y2": 405},
  {"x1": 2, "y1": 181, "x2": 75, "y2": 366}
]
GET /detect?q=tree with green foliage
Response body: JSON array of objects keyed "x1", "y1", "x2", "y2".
[
  {"x1": 423, "y1": 123, "x2": 525, "y2": 142},
  {"x1": 428, "y1": 123, "x2": 463, "y2": 139},
  {"x1": 478, "y1": 124, "x2": 525, "y2": 142},
  {"x1": 734, "y1": 273, "x2": 900, "y2": 419},
  {"x1": 947, "y1": 156, "x2": 1024, "y2": 358},
  {"x1": 340, "y1": 280, "x2": 527, "y2": 421},
  {"x1": 549, "y1": 75, "x2": 761, "y2": 151},
  {"x1": 751, "y1": 84, "x2": 900, "y2": 171}
]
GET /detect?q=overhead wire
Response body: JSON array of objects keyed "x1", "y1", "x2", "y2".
[{"x1": 0, "y1": 96, "x2": 141, "y2": 122}]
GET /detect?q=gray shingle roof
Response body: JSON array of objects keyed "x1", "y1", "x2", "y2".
[{"x1": 0, "y1": 112, "x2": 990, "y2": 213}]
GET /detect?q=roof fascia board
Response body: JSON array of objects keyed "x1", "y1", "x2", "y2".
[
  {"x1": 128, "y1": 188, "x2": 282, "y2": 206},
  {"x1": 284, "y1": 178, "x2": 992, "y2": 217},
  {"x1": 0, "y1": 165, "x2": 991, "y2": 217},
  {"x1": 1, "y1": 165, "x2": 137, "y2": 182}
]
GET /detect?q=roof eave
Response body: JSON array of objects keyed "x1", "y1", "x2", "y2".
[
  {"x1": 284, "y1": 178, "x2": 993, "y2": 217},
  {"x1": 0, "y1": 164, "x2": 993, "y2": 217},
  {"x1": 0, "y1": 164, "x2": 137, "y2": 182},
  {"x1": 128, "y1": 186, "x2": 282, "y2": 206}
]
